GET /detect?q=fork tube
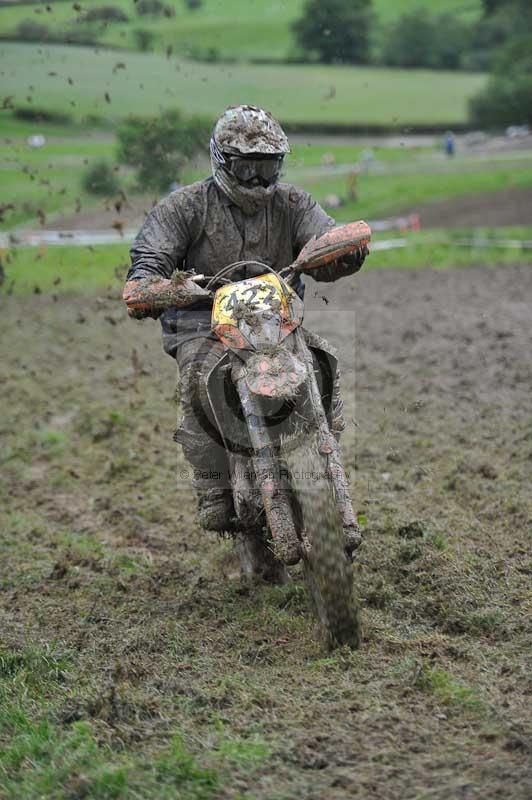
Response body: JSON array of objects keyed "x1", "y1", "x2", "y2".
[
  {"x1": 294, "y1": 330, "x2": 358, "y2": 531},
  {"x1": 236, "y1": 376, "x2": 300, "y2": 565}
]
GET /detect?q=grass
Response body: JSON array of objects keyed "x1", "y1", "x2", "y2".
[
  {"x1": 0, "y1": 119, "x2": 123, "y2": 228},
  {"x1": 1, "y1": 712, "x2": 221, "y2": 799},
  {"x1": 0, "y1": 243, "x2": 130, "y2": 293},
  {"x1": 0, "y1": 645, "x2": 70, "y2": 688},
  {"x1": 0, "y1": 166, "x2": 95, "y2": 229},
  {"x1": 289, "y1": 142, "x2": 436, "y2": 168},
  {"x1": 372, "y1": 229, "x2": 532, "y2": 270},
  {"x1": 0, "y1": 636, "x2": 268, "y2": 799},
  {"x1": 0, "y1": 115, "x2": 83, "y2": 139},
  {"x1": 0, "y1": 0, "x2": 482, "y2": 61},
  {"x1": 375, "y1": 0, "x2": 481, "y2": 23},
  {"x1": 416, "y1": 664, "x2": 483, "y2": 711},
  {"x1": 3, "y1": 227, "x2": 532, "y2": 296},
  {"x1": 0, "y1": 42, "x2": 486, "y2": 128}
]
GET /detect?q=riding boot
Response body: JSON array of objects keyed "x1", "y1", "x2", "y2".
[
  {"x1": 235, "y1": 530, "x2": 289, "y2": 585},
  {"x1": 194, "y1": 479, "x2": 235, "y2": 532}
]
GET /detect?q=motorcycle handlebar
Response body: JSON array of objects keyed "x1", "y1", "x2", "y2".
[{"x1": 123, "y1": 221, "x2": 371, "y2": 315}]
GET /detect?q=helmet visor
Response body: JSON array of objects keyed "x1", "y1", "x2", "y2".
[{"x1": 228, "y1": 156, "x2": 283, "y2": 184}]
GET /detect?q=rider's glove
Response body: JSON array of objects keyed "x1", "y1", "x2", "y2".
[
  {"x1": 123, "y1": 277, "x2": 162, "y2": 320},
  {"x1": 311, "y1": 245, "x2": 369, "y2": 282},
  {"x1": 339, "y1": 245, "x2": 368, "y2": 274},
  {"x1": 127, "y1": 306, "x2": 160, "y2": 320}
]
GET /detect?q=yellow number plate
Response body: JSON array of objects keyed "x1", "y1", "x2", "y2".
[{"x1": 212, "y1": 273, "x2": 293, "y2": 327}]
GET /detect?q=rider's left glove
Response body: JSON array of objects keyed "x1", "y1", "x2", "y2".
[
  {"x1": 337, "y1": 245, "x2": 369, "y2": 275},
  {"x1": 312, "y1": 245, "x2": 369, "y2": 282}
]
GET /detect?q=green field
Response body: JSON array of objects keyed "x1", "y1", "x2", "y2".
[
  {"x1": 0, "y1": 35, "x2": 490, "y2": 232},
  {"x1": 0, "y1": 127, "x2": 122, "y2": 228},
  {"x1": 0, "y1": 0, "x2": 483, "y2": 61},
  {"x1": 1, "y1": 243, "x2": 130, "y2": 295},
  {"x1": 0, "y1": 42, "x2": 486, "y2": 130},
  {"x1": 0, "y1": 121, "x2": 437, "y2": 229},
  {"x1": 2, "y1": 114, "x2": 531, "y2": 232},
  {"x1": 4, "y1": 227, "x2": 532, "y2": 296}
]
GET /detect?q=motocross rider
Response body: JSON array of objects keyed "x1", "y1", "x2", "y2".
[{"x1": 126, "y1": 105, "x2": 367, "y2": 535}]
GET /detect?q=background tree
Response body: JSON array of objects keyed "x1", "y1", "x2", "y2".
[
  {"x1": 469, "y1": 34, "x2": 532, "y2": 127},
  {"x1": 136, "y1": 0, "x2": 176, "y2": 17},
  {"x1": 15, "y1": 19, "x2": 48, "y2": 42},
  {"x1": 133, "y1": 28, "x2": 155, "y2": 52},
  {"x1": 466, "y1": 0, "x2": 532, "y2": 69},
  {"x1": 482, "y1": 0, "x2": 514, "y2": 14},
  {"x1": 82, "y1": 6, "x2": 129, "y2": 23},
  {"x1": 292, "y1": 0, "x2": 374, "y2": 64},
  {"x1": 82, "y1": 160, "x2": 120, "y2": 196},
  {"x1": 116, "y1": 109, "x2": 211, "y2": 192},
  {"x1": 381, "y1": 11, "x2": 469, "y2": 70},
  {"x1": 468, "y1": 0, "x2": 532, "y2": 123}
]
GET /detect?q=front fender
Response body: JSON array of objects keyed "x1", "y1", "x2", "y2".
[{"x1": 243, "y1": 349, "x2": 307, "y2": 399}]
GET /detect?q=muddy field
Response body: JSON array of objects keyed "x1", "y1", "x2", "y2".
[
  {"x1": 412, "y1": 186, "x2": 532, "y2": 229},
  {"x1": 1, "y1": 264, "x2": 531, "y2": 798}
]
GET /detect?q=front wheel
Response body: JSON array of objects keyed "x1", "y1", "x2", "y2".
[{"x1": 286, "y1": 436, "x2": 361, "y2": 649}]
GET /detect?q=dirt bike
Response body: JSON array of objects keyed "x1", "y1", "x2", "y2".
[{"x1": 123, "y1": 221, "x2": 371, "y2": 648}]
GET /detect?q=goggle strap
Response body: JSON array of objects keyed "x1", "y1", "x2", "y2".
[{"x1": 210, "y1": 138, "x2": 226, "y2": 166}]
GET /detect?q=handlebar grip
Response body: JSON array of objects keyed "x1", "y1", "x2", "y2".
[{"x1": 294, "y1": 221, "x2": 371, "y2": 273}]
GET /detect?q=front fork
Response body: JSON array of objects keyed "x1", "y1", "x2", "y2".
[
  {"x1": 235, "y1": 375, "x2": 300, "y2": 565},
  {"x1": 235, "y1": 330, "x2": 358, "y2": 564},
  {"x1": 294, "y1": 330, "x2": 359, "y2": 536}
]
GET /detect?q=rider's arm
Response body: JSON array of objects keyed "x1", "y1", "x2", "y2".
[
  {"x1": 125, "y1": 192, "x2": 192, "y2": 317},
  {"x1": 128, "y1": 193, "x2": 191, "y2": 281},
  {"x1": 291, "y1": 187, "x2": 367, "y2": 282}
]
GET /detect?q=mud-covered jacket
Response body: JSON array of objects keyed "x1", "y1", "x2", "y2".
[{"x1": 127, "y1": 177, "x2": 336, "y2": 356}]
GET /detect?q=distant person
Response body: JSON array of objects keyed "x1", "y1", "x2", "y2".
[
  {"x1": 359, "y1": 148, "x2": 375, "y2": 173},
  {"x1": 444, "y1": 131, "x2": 455, "y2": 158},
  {"x1": 125, "y1": 105, "x2": 368, "y2": 537},
  {"x1": 346, "y1": 166, "x2": 360, "y2": 202}
]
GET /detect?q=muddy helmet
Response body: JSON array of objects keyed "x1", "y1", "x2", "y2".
[{"x1": 212, "y1": 104, "x2": 290, "y2": 157}]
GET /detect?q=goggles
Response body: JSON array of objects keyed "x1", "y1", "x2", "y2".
[{"x1": 227, "y1": 155, "x2": 283, "y2": 184}]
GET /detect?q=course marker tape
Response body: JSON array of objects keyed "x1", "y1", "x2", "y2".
[{"x1": 1, "y1": 232, "x2": 531, "y2": 251}]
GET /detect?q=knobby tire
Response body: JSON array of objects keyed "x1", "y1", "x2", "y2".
[{"x1": 285, "y1": 436, "x2": 361, "y2": 649}]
